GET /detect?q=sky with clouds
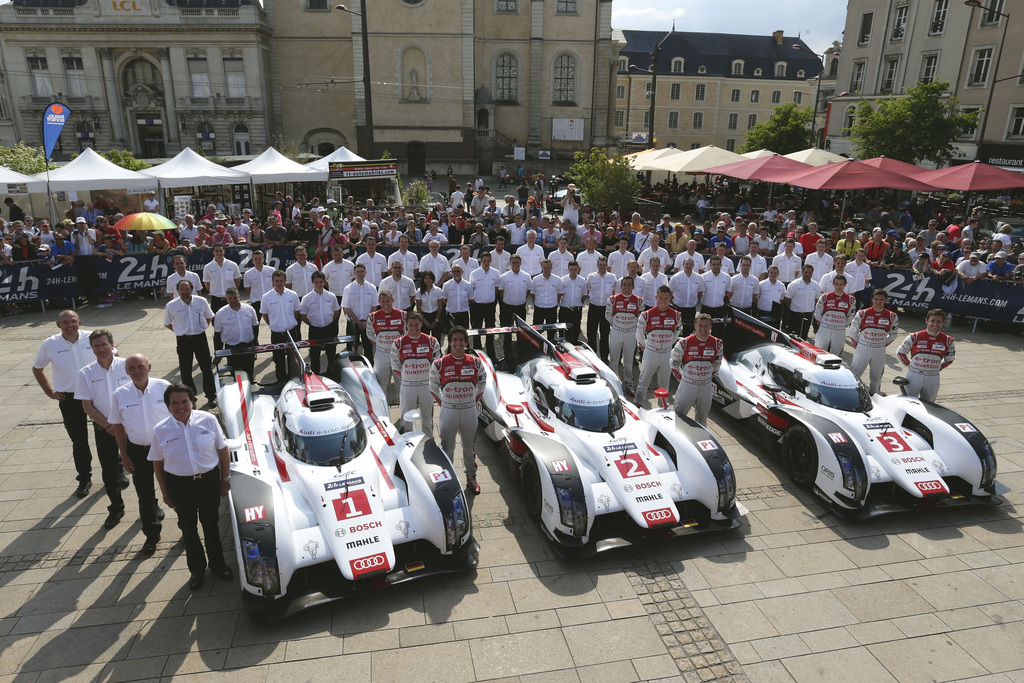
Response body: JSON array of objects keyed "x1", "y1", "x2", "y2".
[{"x1": 612, "y1": 0, "x2": 847, "y2": 58}]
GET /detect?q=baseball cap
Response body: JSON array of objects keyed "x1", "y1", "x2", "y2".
[
  {"x1": 37, "y1": 243, "x2": 50, "y2": 252},
  {"x1": 996, "y1": 251, "x2": 1008, "y2": 259},
  {"x1": 887, "y1": 230, "x2": 899, "y2": 238},
  {"x1": 917, "y1": 252, "x2": 929, "y2": 258},
  {"x1": 716, "y1": 221, "x2": 726, "y2": 229},
  {"x1": 75, "y1": 217, "x2": 87, "y2": 224}
]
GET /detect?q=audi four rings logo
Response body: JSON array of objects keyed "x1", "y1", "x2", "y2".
[
  {"x1": 351, "y1": 553, "x2": 388, "y2": 576},
  {"x1": 643, "y1": 508, "x2": 674, "y2": 523},
  {"x1": 915, "y1": 480, "x2": 945, "y2": 494}
]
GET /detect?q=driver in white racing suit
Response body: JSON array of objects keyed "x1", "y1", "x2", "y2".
[
  {"x1": 429, "y1": 326, "x2": 486, "y2": 494},
  {"x1": 896, "y1": 307, "x2": 956, "y2": 402},
  {"x1": 812, "y1": 274, "x2": 855, "y2": 358},
  {"x1": 606, "y1": 275, "x2": 642, "y2": 395},
  {"x1": 391, "y1": 312, "x2": 441, "y2": 438},
  {"x1": 848, "y1": 288, "x2": 900, "y2": 394},
  {"x1": 635, "y1": 285, "x2": 682, "y2": 408},
  {"x1": 670, "y1": 312, "x2": 723, "y2": 426}
]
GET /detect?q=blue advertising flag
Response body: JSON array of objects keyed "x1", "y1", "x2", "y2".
[{"x1": 42, "y1": 102, "x2": 70, "y2": 162}]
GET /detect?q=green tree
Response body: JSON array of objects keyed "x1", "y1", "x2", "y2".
[
  {"x1": 0, "y1": 142, "x2": 55, "y2": 174},
  {"x1": 404, "y1": 179, "x2": 429, "y2": 207},
  {"x1": 739, "y1": 103, "x2": 816, "y2": 155},
  {"x1": 568, "y1": 147, "x2": 641, "y2": 212},
  {"x1": 847, "y1": 81, "x2": 979, "y2": 165}
]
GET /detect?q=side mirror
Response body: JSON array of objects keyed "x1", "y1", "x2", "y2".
[
  {"x1": 507, "y1": 403, "x2": 524, "y2": 427},
  {"x1": 892, "y1": 376, "x2": 909, "y2": 396},
  {"x1": 402, "y1": 409, "x2": 421, "y2": 432},
  {"x1": 762, "y1": 383, "x2": 783, "y2": 403},
  {"x1": 653, "y1": 388, "x2": 670, "y2": 410}
]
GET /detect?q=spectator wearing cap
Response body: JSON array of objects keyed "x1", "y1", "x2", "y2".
[
  {"x1": 882, "y1": 240, "x2": 912, "y2": 271},
  {"x1": 50, "y1": 231, "x2": 77, "y2": 266},
  {"x1": 708, "y1": 223, "x2": 733, "y2": 253},
  {"x1": 666, "y1": 222, "x2": 691, "y2": 255},
  {"x1": 987, "y1": 251, "x2": 1014, "y2": 281},
  {"x1": 143, "y1": 191, "x2": 160, "y2": 213},
  {"x1": 865, "y1": 230, "x2": 888, "y2": 266},
  {"x1": 731, "y1": 222, "x2": 751, "y2": 255},
  {"x1": 957, "y1": 251, "x2": 986, "y2": 284},
  {"x1": 913, "y1": 251, "x2": 933, "y2": 276}
]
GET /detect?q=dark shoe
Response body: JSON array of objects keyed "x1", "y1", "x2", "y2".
[
  {"x1": 207, "y1": 399, "x2": 218, "y2": 409},
  {"x1": 74, "y1": 480, "x2": 91, "y2": 499},
  {"x1": 103, "y1": 510, "x2": 125, "y2": 529},
  {"x1": 118, "y1": 472, "x2": 130, "y2": 490},
  {"x1": 213, "y1": 565, "x2": 234, "y2": 581},
  {"x1": 141, "y1": 538, "x2": 158, "y2": 556},
  {"x1": 188, "y1": 572, "x2": 205, "y2": 591},
  {"x1": 466, "y1": 478, "x2": 481, "y2": 495},
  {"x1": 154, "y1": 506, "x2": 165, "y2": 521}
]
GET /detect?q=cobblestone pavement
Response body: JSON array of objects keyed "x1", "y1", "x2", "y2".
[{"x1": 0, "y1": 300, "x2": 1021, "y2": 682}]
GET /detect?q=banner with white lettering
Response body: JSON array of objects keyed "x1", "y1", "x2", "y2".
[{"x1": 870, "y1": 268, "x2": 1024, "y2": 325}]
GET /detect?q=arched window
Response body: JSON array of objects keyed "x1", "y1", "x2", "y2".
[
  {"x1": 553, "y1": 54, "x2": 576, "y2": 105},
  {"x1": 121, "y1": 58, "x2": 161, "y2": 97},
  {"x1": 233, "y1": 123, "x2": 250, "y2": 155},
  {"x1": 754, "y1": 67, "x2": 763, "y2": 76},
  {"x1": 731, "y1": 60, "x2": 744, "y2": 76},
  {"x1": 797, "y1": 69, "x2": 806, "y2": 78},
  {"x1": 671, "y1": 58, "x2": 684, "y2": 73},
  {"x1": 495, "y1": 53, "x2": 519, "y2": 103},
  {"x1": 775, "y1": 62, "x2": 787, "y2": 77},
  {"x1": 843, "y1": 107, "x2": 856, "y2": 137},
  {"x1": 698, "y1": 65, "x2": 707, "y2": 74},
  {"x1": 317, "y1": 142, "x2": 335, "y2": 156},
  {"x1": 477, "y1": 108, "x2": 490, "y2": 130}
]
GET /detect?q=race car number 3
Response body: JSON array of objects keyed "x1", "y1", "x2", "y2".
[
  {"x1": 333, "y1": 489, "x2": 371, "y2": 520},
  {"x1": 876, "y1": 433, "x2": 910, "y2": 453}
]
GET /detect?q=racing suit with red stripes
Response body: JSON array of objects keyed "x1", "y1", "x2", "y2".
[
  {"x1": 670, "y1": 334, "x2": 723, "y2": 426},
  {"x1": 896, "y1": 330, "x2": 955, "y2": 402},
  {"x1": 848, "y1": 306, "x2": 899, "y2": 394},
  {"x1": 366, "y1": 309, "x2": 406, "y2": 398},
  {"x1": 813, "y1": 291, "x2": 855, "y2": 357},
  {"x1": 391, "y1": 333, "x2": 441, "y2": 439},
  {"x1": 635, "y1": 306, "x2": 682, "y2": 407},
  {"x1": 605, "y1": 293, "x2": 642, "y2": 391},
  {"x1": 429, "y1": 353, "x2": 486, "y2": 478}
]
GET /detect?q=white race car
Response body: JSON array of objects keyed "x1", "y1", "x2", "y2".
[
  {"x1": 712, "y1": 311, "x2": 1001, "y2": 517},
  {"x1": 475, "y1": 318, "x2": 742, "y2": 557},
  {"x1": 214, "y1": 338, "x2": 478, "y2": 619}
]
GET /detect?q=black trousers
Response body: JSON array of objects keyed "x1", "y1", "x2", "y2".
[
  {"x1": 347, "y1": 320, "x2": 371, "y2": 360},
  {"x1": 210, "y1": 296, "x2": 227, "y2": 352},
  {"x1": 673, "y1": 305, "x2": 698, "y2": 337},
  {"x1": 59, "y1": 396, "x2": 93, "y2": 482},
  {"x1": 92, "y1": 426, "x2": 124, "y2": 514},
  {"x1": 308, "y1": 320, "x2": 339, "y2": 375},
  {"x1": 164, "y1": 467, "x2": 227, "y2": 575},
  {"x1": 449, "y1": 311, "x2": 470, "y2": 331},
  {"x1": 226, "y1": 342, "x2": 256, "y2": 382},
  {"x1": 176, "y1": 333, "x2": 217, "y2": 401},
  {"x1": 534, "y1": 305, "x2": 558, "y2": 340},
  {"x1": 250, "y1": 301, "x2": 262, "y2": 344},
  {"x1": 559, "y1": 306, "x2": 583, "y2": 344},
  {"x1": 500, "y1": 302, "x2": 528, "y2": 366},
  {"x1": 587, "y1": 304, "x2": 610, "y2": 361},
  {"x1": 785, "y1": 309, "x2": 814, "y2": 338},
  {"x1": 270, "y1": 327, "x2": 300, "y2": 382},
  {"x1": 127, "y1": 440, "x2": 161, "y2": 542},
  {"x1": 470, "y1": 300, "x2": 497, "y2": 357}
]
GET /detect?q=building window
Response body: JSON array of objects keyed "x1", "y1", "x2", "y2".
[
  {"x1": 27, "y1": 57, "x2": 53, "y2": 97},
  {"x1": 669, "y1": 83, "x2": 681, "y2": 100},
  {"x1": 960, "y1": 106, "x2": 981, "y2": 138},
  {"x1": 750, "y1": 89, "x2": 760, "y2": 103},
  {"x1": 969, "y1": 48, "x2": 993, "y2": 86},
  {"x1": 615, "y1": 84, "x2": 625, "y2": 100},
  {"x1": 691, "y1": 112, "x2": 702, "y2": 130},
  {"x1": 0, "y1": 92, "x2": 7, "y2": 119},
  {"x1": 614, "y1": 110, "x2": 624, "y2": 127},
  {"x1": 730, "y1": 88, "x2": 740, "y2": 103},
  {"x1": 496, "y1": 53, "x2": 519, "y2": 102},
  {"x1": 643, "y1": 110, "x2": 650, "y2": 129},
  {"x1": 306, "y1": 0, "x2": 327, "y2": 9},
  {"x1": 892, "y1": 5, "x2": 909, "y2": 40},
  {"x1": 618, "y1": 58, "x2": 628, "y2": 72},
  {"x1": 728, "y1": 113, "x2": 738, "y2": 130},
  {"x1": 843, "y1": 106, "x2": 856, "y2": 136},
  {"x1": 234, "y1": 123, "x2": 251, "y2": 155},
  {"x1": 775, "y1": 62, "x2": 787, "y2": 78},
  {"x1": 881, "y1": 57, "x2": 900, "y2": 92},
  {"x1": 725, "y1": 138, "x2": 736, "y2": 151},
  {"x1": 63, "y1": 57, "x2": 86, "y2": 98},
  {"x1": 754, "y1": 68, "x2": 763, "y2": 76},
  {"x1": 921, "y1": 54, "x2": 939, "y2": 84},
  {"x1": 981, "y1": 0, "x2": 1005, "y2": 26},
  {"x1": 694, "y1": 83, "x2": 706, "y2": 101},
  {"x1": 828, "y1": 57, "x2": 839, "y2": 78},
  {"x1": 223, "y1": 58, "x2": 245, "y2": 98},
  {"x1": 747, "y1": 114, "x2": 757, "y2": 130},
  {"x1": 553, "y1": 54, "x2": 576, "y2": 105},
  {"x1": 122, "y1": 58, "x2": 161, "y2": 96},
  {"x1": 930, "y1": 0, "x2": 948, "y2": 34},
  {"x1": 1010, "y1": 107, "x2": 1024, "y2": 137},
  {"x1": 690, "y1": 143, "x2": 701, "y2": 150},
  {"x1": 793, "y1": 91, "x2": 803, "y2": 105},
  {"x1": 771, "y1": 90, "x2": 781, "y2": 104},
  {"x1": 697, "y1": 66, "x2": 707, "y2": 74},
  {"x1": 851, "y1": 61, "x2": 866, "y2": 91},
  {"x1": 644, "y1": 82, "x2": 652, "y2": 100},
  {"x1": 858, "y1": 11, "x2": 874, "y2": 45},
  {"x1": 496, "y1": 0, "x2": 517, "y2": 12},
  {"x1": 670, "y1": 58, "x2": 684, "y2": 74},
  {"x1": 732, "y1": 60, "x2": 744, "y2": 76},
  {"x1": 195, "y1": 121, "x2": 215, "y2": 154},
  {"x1": 668, "y1": 111, "x2": 680, "y2": 129},
  {"x1": 188, "y1": 58, "x2": 211, "y2": 98},
  {"x1": 555, "y1": 0, "x2": 577, "y2": 14},
  {"x1": 797, "y1": 69, "x2": 805, "y2": 78}
]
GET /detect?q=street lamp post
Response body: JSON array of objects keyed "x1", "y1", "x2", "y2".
[
  {"x1": 964, "y1": 0, "x2": 1010, "y2": 151},
  {"x1": 336, "y1": 3, "x2": 374, "y2": 158},
  {"x1": 792, "y1": 44, "x2": 837, "y2": 148}
]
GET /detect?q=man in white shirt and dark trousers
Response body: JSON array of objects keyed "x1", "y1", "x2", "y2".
[
  {"x1": 301, "y1": 271, "x2": 341, "y2": 375},
  {"x1": 261, "y1": 270, "x2": 302, "y2": 384},
  {"x1": 285, "y1": 246, "x2": 318, "y2": 337},
  {"x1": 76, "y1": 329, "x2": 132, "y2": 529},
  {"x1": 784, "y1": 264, "x2": 821, "y2": 339},
  {"x1": 164, "y1": 280, "x2": 217, "y2": 406},
  {"x1": 149, "y1": 383, "x2": 233, "y2": 591},
  {"x1": 342, "y1": 264, "x2": 377, "y2": 358},
  {"x1": 586, "y1": 256, "x2": 616, "y2": 361},
  {"x1": 110, "y1": 354, "x2": 169, "y2": 555},
  {"x1": 214, "y1": 287, "x2": 259, "y2": 381},
  {"x1": 469, "y1": 252, "x2": 500, "y2": 357},
  {"x1": 33, "y1": 310, "x2": 98, "y2": 498},
  {"x1": 441, "y1": 264, "x2": 472, "y2": 332},
  {"x1": 498, "y1": 254, "x2": 531, "y2": 367},
  {"x1": 243, "y1": 250, "x2": 273, "y2": 343},
  {"x1": 202, "y1": 243, "x2": 242, "y2": 351},
  {"x1": 531, "y1": 259, "x2": 563, "y2": 336},
  {"x1": 559, "y1": 260, "x2": 586, "y2": 344}
]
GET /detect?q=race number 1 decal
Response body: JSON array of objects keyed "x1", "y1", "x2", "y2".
[
  {"x1": 333, "y1": 489, "x2": 371, "y2": 520},
  {"x1": 615, "y1": 453, "x2": 650, "y2": 478}
]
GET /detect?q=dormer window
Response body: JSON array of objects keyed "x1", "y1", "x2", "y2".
[
  {"x1": 671, "y1": 58, "x2": 683, "y2": 73},
  {"x1": 731, "y1": 60, "x2": 744, "y2": 76}
]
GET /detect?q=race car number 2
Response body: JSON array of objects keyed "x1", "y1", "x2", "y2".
[
  {"x1": 615, "y1": 453, "x2": 650, "y2": 478},
  {"x1": 333, "y1": 489, "x2": 371, "y2": 521}
]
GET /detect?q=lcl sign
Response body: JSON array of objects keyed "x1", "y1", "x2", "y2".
[{"x1": 111, "y1": 0, "x2": 142, "y2": 9}]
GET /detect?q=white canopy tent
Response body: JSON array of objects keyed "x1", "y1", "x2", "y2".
[
  {"x1": 141, "y1": 147, "x2": 249, "y2": 187},
  {"x1": 656, "y1": 145, "x2": 745, "y2": 174},
  {"x1": 235, "y1": 147, "x2": 328, "y2": 183},
  {"x1": 782, "y1": 148, "x2": 847, "y2": 166},
  {"x1": 741, "y1": 149, "x2": 777, "y2": 159},
  {"x1": 630, "y1": 148, "x2": 685, "y2": 172},
  {"x1": 0, "y1": 165, "x2": 48, "y2": 193},
  {"x1": 304, "y1": 146, "x2": 366, "y2": 173},
  {"x1": 33, "y1": 148, "x2": 154, "y2": 191}
]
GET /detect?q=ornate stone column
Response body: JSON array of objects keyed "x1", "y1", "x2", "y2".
[
  {"x1": 156, "y1": 48, "x2": 179, "y2": 146},
  {"x1": 98, "y1": 48, "x2": 127, "y2": 144}
]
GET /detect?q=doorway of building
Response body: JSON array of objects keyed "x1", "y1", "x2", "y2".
[
  {"x1": 407, "y1": 142, "x2": 426, "y2": 178},
  {"x1": 135, "y1": 117, "x2": 165, "y2": 158}
]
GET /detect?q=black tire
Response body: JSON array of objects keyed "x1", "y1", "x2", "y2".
[
  {"x1": 520, "y1": 455, "x2": 543, "y2": 520},
  {"x1": 782, "y1": 424, "x2": 818, "y2": 487}
]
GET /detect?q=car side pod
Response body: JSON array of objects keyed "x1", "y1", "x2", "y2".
[{"x1": 654, "y1": 388, "x2": 670, "y2": 410}]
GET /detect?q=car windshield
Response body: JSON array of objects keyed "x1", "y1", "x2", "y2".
[
  {"x1": 553, "y1": 398, "x2": 626, "y2": 433},
  {"x1": 804, "y1": 381, "x2": 873, "y2": 412},
  {"x1": 284, "y1": 423, "x2": 367, "y2": 466}
]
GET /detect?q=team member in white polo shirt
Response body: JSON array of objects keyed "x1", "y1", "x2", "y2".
[
  {"x1": 202, "y1": 243, "x2": 242, "y2": 351},
  {"x1": 515, "y1": 230, "x2": 545, "y2": 275},
  {"x1": 110, "y1": 354, "x2": 169, "y2": 555},
  {"x1": 757, "y1": 265, "x2": 786, "y2": 325},
  {"x1": 673, "y1": 240, "x2": 705, "y2": 274},
  {"x1": 33, "y1": 309, "x2": 98, "y2": 498},
  {"x1": 531, "y1": 259, "x2": 563, "y2": 330},
  {"x1": 469, "y1": 252, "x2": 500, "y2": 356},
  {"x1": 638, "y1": 233, "x2": 670, "y2": 275},
  {"x1": 164, "y1": 279, "x2": 217, "y2": 405},
  {"x1": 489, "y1": 237, "x2": 512, "y2": 273},
  {"x1": 441, "y1": 263, "x2": 473, "y2": 331},
  {"x1": 301, "y1": 271, "x2": 342, "y2": 375},
  {"x1": 342, "y1": 263, "x2": 378, "y2": 357},
  {"x1": 609, "y1": 236, "x2": 634, "y2": 277},
  {"x1": 700, "y1": 256, "x2": 732, "y2": 320},
  {"x1": 261, "y1": 270, "x2": 302, "y2": 384},
  {"x1": 771, "y1": 238, "x2": 802, "y2": 284},
  {"x1": 167, "y1": 254, "x2": 203, "y2": 299},
  {"x1": 586, "y1": 255, "x2": 616, "y2": 361},
  {"x1": 214, "y1": 287, "x2": 259, "y2": 381},
  {"x1": 747, "y1": 242, "x2": 768, "y2": 280},
  {"x1": 784, "y1": 264, "x2": 821, "y2": 338},
  {"x1": 419, "y1": 240, "x2": 451, "y2": 284},
  {"x1": 355, "y1": 236, "x2": 388, "y2": 286},
  {"x1": 387, "y1": 234, "x2": 420, "y2": 278},
  {"x1": 729, "y1": 256, "x2": 760, "y2": 316},
  {"x1": 285, "y1": 245, "x2": 318, "y2": 306},
  {"x1": 243, "y1": 250, "x2": 274, "y2": 343},
  {"x1": 378, "y1": 261, "x2": 417, "y2": 312},
  {"x1": 559, "y1": 260, "x2": 587, "y2": 344},
  {"x1": 576, "y1": 237, "x2": 601, "y2": 278},
  {"x1": 77, "y1": 329, "x2": 132, "y2": 529},
  {"x1": 322, "y1": 245, "x2": 354, "y2": 303},
  {"x1": 498, "y1": 254, "x2": 532, "y2": 366}
]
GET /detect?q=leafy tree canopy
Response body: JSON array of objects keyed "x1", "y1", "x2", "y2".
[
  {"x1": 0, "y1": 142, "x2": 55, "y2": 175},
  {"x1": 739, "y1": 103, "x2": 816, "y2": 155},
  {"x1": 569, "y1": 147, "x2": 641, "y2": 212}
]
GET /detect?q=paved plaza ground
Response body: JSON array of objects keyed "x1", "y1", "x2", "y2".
[{"x1": 0, "y1": 300, "x2": 1022, "y2": 682}]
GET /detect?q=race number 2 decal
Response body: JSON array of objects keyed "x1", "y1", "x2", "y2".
[
  {"x1": 877, "y1": 433, "x2": 910, "y2": 453},
  {"x1": 333, "y1": 489, "x2": 371, "y2": 521},
  {"x1": 615, "y1": 453, "x2": 650, "y2": 478}
]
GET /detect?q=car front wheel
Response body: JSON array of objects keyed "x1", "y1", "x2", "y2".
[
  {"x1": 782, "y1": 424, "x2": 818, "y2": 487},
  {"x1": 520, "y1": 455, "x2": 543, "y2": 520}
]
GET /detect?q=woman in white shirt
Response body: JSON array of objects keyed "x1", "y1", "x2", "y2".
[{"x1": 416, "y1": 270, "x2": 444, "y2": 336}]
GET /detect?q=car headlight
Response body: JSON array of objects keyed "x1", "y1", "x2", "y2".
[
  {"x1": 444, "y1": 492, "x2": 470, "y2": 552},
  {"x1": 836, "y1": 450, "x2": 867, "y2": 501},
  {"x1": 717, "y1": 460, "x2": 736, "y2": 514},
  {"x1": 980, "y1": 441, "x2": 997, "y2": 489},
  {"x1": 242, "y1": 538, "x2": 281, "y2": 595},
  {"x1": 554, "y1": 485, "x2": 588, "y2": 536}
]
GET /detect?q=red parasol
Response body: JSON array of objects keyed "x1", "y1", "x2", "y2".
[
  {"x1": 777, "y1": 159, "x2": 937, "y2": 191},
  {"x1": 859, "y1": 156, "x2": 933, "y2": 179},
  {"x1": 914, "y1": 160, "x2": 1024, "y2": 191},
  {"x1": 700, "y1": 154, "x2": 815, "y2": 183}
]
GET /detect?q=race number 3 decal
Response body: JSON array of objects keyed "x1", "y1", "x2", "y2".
[
  {"x1": 615, "y1": 453, "x2": 650, "y2": 478},
  {"x1": 877, "y1": 433, "x2": 910, "y2": 453},
  {"x1": 333, "y1": 489, "x2": 371, "y2": 521}
]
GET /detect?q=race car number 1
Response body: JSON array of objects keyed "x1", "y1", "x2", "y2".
[
  {"x1": 876, "y1": 433, "x2": 910, "y2": 453},
  {"x1": 333, "y1": 489, "x2": 371, "y2": 520}
]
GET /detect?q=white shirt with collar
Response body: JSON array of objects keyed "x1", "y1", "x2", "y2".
[
  {"x1": 637, "y1": 272, "x2": 668, "y2": 307},
  {"x1": 261, "y1": 288, "x2": 301, "y2": 332},
  {"x1": 633, "y1": 231, "x2": 653, "y2": 253},
  {"x1": 516, "y1": 244, "x2": 545, "y2": 275},
  {"x1": 730, "y1": 273, "x2": 760, "y2": 308},
  {"x1": 377, "y1": 275, "x2": 417, "y2": 310},
  {"x1": 202, "y1": 258, "x2": 241, "y2": 297},
  {"x1": 109, "y1": 378, "x2": 171, "y2": 446},
  {"x1": 772, "y1": 252, "x2": 803, "y2": 282},
  {"x1": 499, "y1": 269, "x2": 532, "y2": 305},
  {"x1": 286, "y1": 261, "x2": 319, "y2": 298},
  {"x1": 214, "y1": 303, "x2": 259, "y2": 345},
  {"x1": 586, "y1": 271, "x2": 616, "y2": 306},
  {"x1": 341, "y1": 280, "x2": 378, "y2": 321},
  {"x1": 758, "y1": 279, "x2": 786, "y2": 312},
  {"x1": 164, "y1": 296, "x2": 213, "y2": 336},
  {"x1": 301, "y1": 289, "x2": 342, "y2": 327},
  {"x1": 609, "y1": 250, "x2": 634, "y2": 278},
  {"x1": 548, "y1": 249, "x2": 573, "y2": 277},
  {"x1": 419, "y1": 252, "x2": 451, "y2": 282},
  {"x1": 674, "y1": 251, "x2": 705, "y2": 274},
  {"x1": 355, "y1": 252, "x2": 388, "y2": 286},
  {"x1": 167, "y1": 271, "x2": 202, "y2": 298},
  {"x1": 441, "y1": 278, "x2": 472, "y2": 312},
  {"x1": 531, "y1": 273, "x2": 563, "y2": 308},
  {"x1": 804, "y1": 252, "x2": 834, "y2": 279},
  {"x1": 747, "y1": 254, "x2": 768, "y2": 279},
  {"x1": 451, "y1": 256, "x2": 479, "y2": 274},
  {"x1": 575, "y1": 250, "x2": 600, "y2": 278},
  {"x1": 387, "y1": 249, "x2": 419, "y2": 274},
  {"x1": 322, "y1": 259, "x2": 355, "y2": 296},
  {"x1": 148, "y1": 410, "x2": 227, "y2": 476},
  {"x1": 561, "y1": 274, "x2": 586, "y2": 307},
  {"x1": 637, "y1": 246, "x2": 670, "y2": 275},
  {"x1": 701, "y1": 271, "x2": 732, "y2": 307},
  {"x1": 470, "y1": 266, "x2": 500, "y2": 304},
  {"x1": 243, "y1": 265, "x2": 274, "y2": 304},
  {"x1": 785, "y1": 278, "x2": 822, "y2": 313},
  {"x1": 488, "y1": 249, "x2": 511, "y2": 274},
  {"x1": 846, "y1": 260, "x2": 872, "y2": 293},
  {"x1": 76, "y1": 356, "x2": 131, "y2": 420},
  {"x1": 34, "y1": 330, "x2": 95, "y2": 393},
  {"x1": 669, "y1": 271, "x2": 705, "y2": 308}
]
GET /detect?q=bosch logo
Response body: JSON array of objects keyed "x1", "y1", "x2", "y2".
[
  {"x1": 643, "y1": 508, "x2": 674, "y2": 524},
  {"x1": 901, "y1": 456, "x2": 925, "y2": 463},
  {"x1": 334, "y1": 528, "x2": 346, "y2": 537},
  {"x1": 623, "y1": 484, "x2": 634, "y2": 492},
  {"x1": 349, "y1": 520, "x2": 382, "y2": 533},
  {"x1": 351, "y1": 553, "x2": 388, "y2": 574},
  {"x1": 635, "y1": 481, "x2": 661, "y2": 489},
  {"x1": 891, "y1": 458, "x2": 901, "y2": 465}
]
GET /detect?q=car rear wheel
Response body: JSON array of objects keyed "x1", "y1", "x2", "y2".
[
  {"x1": 782, "y1": 424, "x2": 818, "y2": 487},
  {"x1": 520, "y1": 455, "x2": 543, "y2": 520}
]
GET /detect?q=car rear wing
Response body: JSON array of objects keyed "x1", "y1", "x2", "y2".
[
  {"x1": 215, "y1": 333, "x2": 357, "y2": 383},
  {"x1": 464, "y1": 321, "x2": 569, "y2": 338}
]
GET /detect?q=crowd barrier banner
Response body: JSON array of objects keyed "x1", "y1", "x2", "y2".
[{"x1": 870, "y1": 268, "x2": 1024, "y2": 325}]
